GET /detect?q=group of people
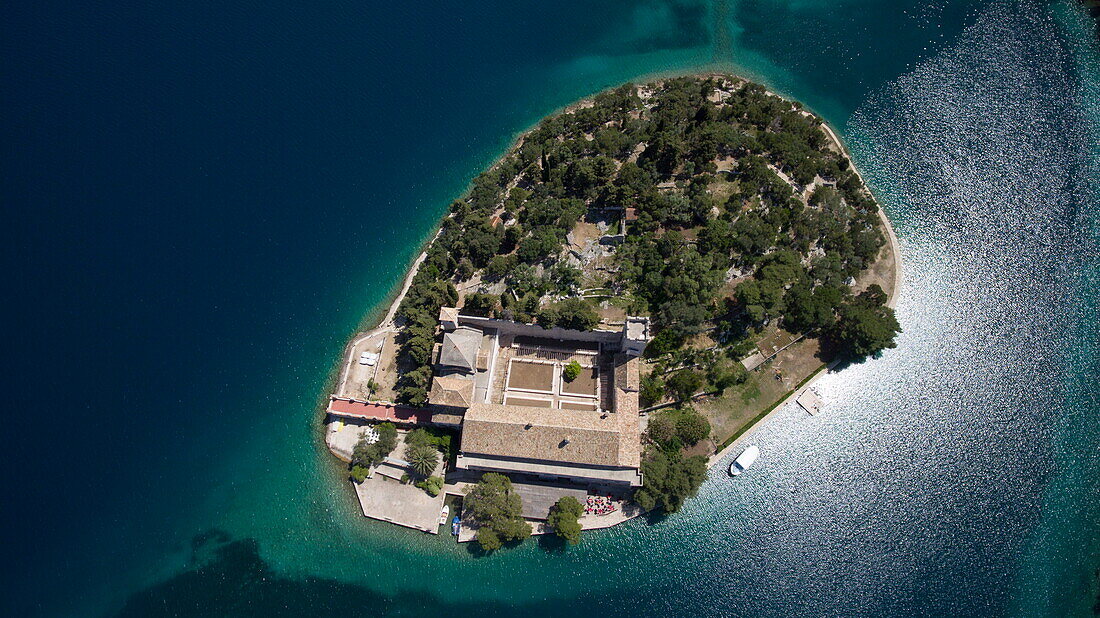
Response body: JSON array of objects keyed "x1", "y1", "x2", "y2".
[{"x1": 585, "y1": 495, "x2": 617, "y2": 516}]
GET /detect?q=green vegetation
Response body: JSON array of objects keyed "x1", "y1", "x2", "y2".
[
  {"x1": 351, "y1": 422, "x2": 397, "y2": 468},
  {"x1": 666, "y1": 369, "x2": 704, "y2": 402},
  {"x1": 633, "y1": 447, "x2": 708, "y2": 513},
  {"x1": 830, "y1": 284, "x2": 901, "y2": 359},
  {"x1": 405, "y1": 442, "x2": 439, "y2": 476},
  {"x1": 547, "y1": 496, "x2": 584, "y2": 545},
  {"x1": 464, "y1": 473, "x2": 532, "y2": 552},
  {"x1": 387, "y1": 75, "x2": 898, "y2": 413},
  {"x1": 462, "y1": 292, "x2": 498, "y2": 317},
  {"x1": 639, "y1": 373, "x2": 665, "y2": 407},
  {"x1": 415, "y1": 475, "x2": 444, "y2": 497},
  {"x1": 536, "y1": 298, "x2": 599, "y2": 331},
  {"x1": 349, "y1": 465, "x2": 369, "y2": 483},
  {"x1": 675, "y1": 409, "x2": 711, "y2": 445},
  {"x1": 647, "y1": 407, "x2": 711, "y2": 450},
  {"x1": 406, "y1": 427, "x2": 453, "y2": 460},
  {"x1": 562, "y1": 360, "x2": 582, "y2": 383}
]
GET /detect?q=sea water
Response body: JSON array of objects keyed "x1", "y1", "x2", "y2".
[{"x1": 2, "y1": 0, "x2": 1096, "y2": 616}]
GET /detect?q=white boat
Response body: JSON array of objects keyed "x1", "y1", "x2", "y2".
[
  {"x1": 728, "y1": 445, "x2": 760, "y2": 477},
  {"x1": 438, "y1": 505, "x2": 450, "y2": 526}
]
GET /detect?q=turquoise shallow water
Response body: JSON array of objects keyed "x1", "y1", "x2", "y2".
[{"x1": 2, "y1": 1, "x2": 1097, "y2": 616}]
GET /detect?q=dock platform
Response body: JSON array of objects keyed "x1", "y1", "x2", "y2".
[{"x1": 796, "y1": 387, "x2": 824, "y2": 415}]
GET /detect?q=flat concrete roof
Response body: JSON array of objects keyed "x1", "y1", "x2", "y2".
[{"x1": 353, "y1": 474, "x2": 445, "y2": 534}]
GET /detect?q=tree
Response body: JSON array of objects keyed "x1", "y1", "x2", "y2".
[
  {"x1": 351, "y1": 422, "x2": 398, "y2": 468},
  {"x1": 463, "y1": 292, "x2": 497, "y2": 317},
  {"x1": 405, "y1": 442, "x2": 440, "y2": 476},
  {"x1": 675, "y1": 408, "x2": 711, "y2": 445},
  {"x1": 644, "y1": 330, "x2": 685, "y2": 358},
  {"x1": 476, "y1": 528, "x2": 502, "y2": 552},
  {"x1": 640, "y1": 373, "x2": 665, "y2": 407},
  {"x1": 350, "y1": 465, "x2": 369, "y2": 483},
  {"x1": 646, "y1": 412, "x2": 677, "y2": 446},
  {"x1": 455, "y1": 258, "x2": 475, "y2": 281},
  {"x1": 705, "y1": 359, "x2": 747, "y2": 393},
  {"x1": 554, "y1": 298, "x2": 599, "y2": 331},
  {"x1": 784, "y1": 283, "x2": 843, "y2": 333},
  {"x1": 833, "y1": 284, "x2": 900, "y2": 360},
  {"x1": 547, "y1": 496, "x2": 584, "y2": 545},
  {"x1": 634, "y1": 448, "x2": 708, "y2": 513},
  {"x1": 667, "y1": 370, "x2": 703, "y2": 402},
  {"x1": 562, "y1": 360, "x2": 582, "y2": 383},
  {"x1": 465, "y1": 473, "x2": 532, "y2": 551}
]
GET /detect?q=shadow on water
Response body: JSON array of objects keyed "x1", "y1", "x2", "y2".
[
  {"x1": 113, "y1": 529, "x2": 649, "y2": 618},
  {"x1": 535, "y1": 532, "x2": 568, "y2": 553}
]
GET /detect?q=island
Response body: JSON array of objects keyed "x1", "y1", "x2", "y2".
[{"x1": 322, "y1": 74, "x2": 901, "y2": 551}]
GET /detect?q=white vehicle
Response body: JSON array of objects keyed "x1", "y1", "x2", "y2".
[{"x1": 728, "y1": 445, "x2": 760, "y2": 477}]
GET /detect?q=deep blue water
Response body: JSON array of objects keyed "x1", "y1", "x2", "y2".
[{"x1": 2, "y1": 1, "x2": 1097, "y2": 616}]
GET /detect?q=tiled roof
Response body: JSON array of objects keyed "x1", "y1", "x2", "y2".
[
  {"x1": 327, "y1": 399, "x2": 431, "y2": 424},
  {"x1": 461, "y1": 401, "x2": 640, "y2": 469},
  {"x1": 439, "y1": 327, "x2": 481, "y2": 372},
  {"x1": 429, "y1": 375, "x2": 475, "y2": 408},
  {"x1": 438, "y1": 306, "x2": 460, "y2": 326}
]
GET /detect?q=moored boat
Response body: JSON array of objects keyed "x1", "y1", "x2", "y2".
[{"x1": 728, "y1": 445, "x2": 760, "y2": 477}]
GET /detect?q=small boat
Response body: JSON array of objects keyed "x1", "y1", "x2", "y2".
[
  {"x1": 451, "y1": 516, "x2": 461, "y2": 537},
  {"x1": 728, "y1": 445, "x2": 760, "y2": 477},
  {"x1": 438, "y1": 505, "x2": 449, "y2": 526}
]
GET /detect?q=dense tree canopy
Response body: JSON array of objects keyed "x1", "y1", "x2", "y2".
[
  {"x1": 547, "y1": 496, "x2": 584, "y2": 545},
  {"x1": 351, "y1": 422, "x2": 397, "y2": 468},
  {"x1": 832, "y1": 284, "x2": 901, "y2": 360},
  {"x1": 464, "y1": 473, "x2": 532, "y2": 552},
  {"x1": 634, "y1": 448, "x2": 708, "y2": 513},
  {"x1": 385, "y1": 75, "x2": 896, "y2": 409}
]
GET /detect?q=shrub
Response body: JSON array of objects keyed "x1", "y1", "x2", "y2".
[
  {"x1": 562, "y1": 360, "x2": 582, "y2": 383},
  {"x1": 415, "y1": 476, "x2": 444, "y2": 497}
]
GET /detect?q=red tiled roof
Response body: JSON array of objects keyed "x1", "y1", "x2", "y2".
[{"x1": 327, "y1": 398, "x2": 431, "y2": 424}]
